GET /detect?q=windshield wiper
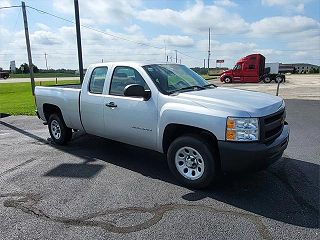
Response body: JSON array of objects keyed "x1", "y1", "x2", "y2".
[
  {"x1": 170, "y1": 85, "x2": 206, "y2": 94},
  {"x1": 203, "y1": 83, "x2": 217, "y2": 88}
]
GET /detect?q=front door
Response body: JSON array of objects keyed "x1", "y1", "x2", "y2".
[{"x1": 103, "y1": 66, "x2": 158, "y2": 150}]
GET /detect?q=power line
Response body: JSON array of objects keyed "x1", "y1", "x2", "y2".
[
  {"x1": 26, "y1": 5, "x2": 164, "y2": 50},
  {"x1": 0, "y1": 5, "x2": 21, "y2": 10}
]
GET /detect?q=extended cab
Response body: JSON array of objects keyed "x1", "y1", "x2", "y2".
[{"x1": 35, "y1": 62, "x2": 289, "y2": 188}]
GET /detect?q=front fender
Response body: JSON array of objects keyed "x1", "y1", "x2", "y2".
[{"x1": 157, "y1": 103, "x2": 227, "y2": 152}]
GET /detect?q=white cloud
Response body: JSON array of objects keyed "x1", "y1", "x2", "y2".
[
  {"x1": 0, "y1": 0, "x2": 11, "y2": 8},
  {"x1": 53, "y1": 0, "x2": 142, "y2": 25},
  {"x1": 250, "y1": 15, "x2": 320, "y2": 37},
  {"x1": 214, "y1": 0, "x2": 238, "y2": 7},
  {"x1": 124, "y1": 24, "x2": 141, "y2": 34},
  {"x1": 153, "y1": 35, "x2": 195, "y2": 48},
  {"x1": 36, "y1": 23, "x2": 50, "y2": 31},
  {"x1": 261, "y1": 0, "x2": 310, "y2": 13},
  {"x1": 138, "y1": 1, "x2": 250, "y2": 34}
]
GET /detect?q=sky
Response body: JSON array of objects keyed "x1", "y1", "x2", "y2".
[{"x1": 0, "y1": 0, "x2": 319, "y2": 70}]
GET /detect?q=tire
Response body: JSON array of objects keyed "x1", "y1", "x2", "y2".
[
  {"x1": 48, "y1": 113, "x2": 72, "y2": 145},
  {"x1": 275, "y1": 75, "x2": 284, "y2": 83},
  {"x1": 224, "y1": 77, "x2": 232, "y2": 83},
  {"x1": 263, "y1": 76, "x2": 272, "y2": 83},
  {"x1": 167, "y1": 135, "x2": 217, "y2": 188},
  {"x1": 3, "y1": 75, "x2": 8, "y2": 79}
]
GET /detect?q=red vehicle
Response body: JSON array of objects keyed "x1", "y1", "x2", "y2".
[{"x1": 220, "y1": 54, "x2": 285, "y2": 83}]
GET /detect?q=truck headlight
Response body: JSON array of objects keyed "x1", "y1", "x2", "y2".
[{"x1": 226, "y1": 117, "x2": 259, "y2": 141}]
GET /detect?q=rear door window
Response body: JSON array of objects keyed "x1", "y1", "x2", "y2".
[{"x1": 89, "y1": 67, "x2": 108, "y2": 94}]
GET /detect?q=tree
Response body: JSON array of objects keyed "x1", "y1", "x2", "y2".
[{"x1": 18, "y1": 63, "x2": 39, "y2": 74}]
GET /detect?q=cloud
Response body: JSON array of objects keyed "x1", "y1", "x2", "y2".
[
  {"x1": 261, "y1": 0, "x2": 310, "y2": 13},
  {"x1": 0, "y1": 0, "x2": 11, "y2": 8},
  {"x1": 36, "y1": 23, "x2": 50, "y2": 31},
  {"x1": 124, "y1": 24, "x2": 141, "y2": 34},
  {"x1": 214, "y1": 0, "x2": 238, "y2": 7},
  {"x1": 153, "y1": 35, "x2": 195, "y2": 48},
  {"x1": 138, "y1": 0, "x2": 249, "y2": 34},
  {"x1": 53, "y1": 0, "x2": 141, "y2": 25},
  {"x1": 250, "y1": 15, "x2": 320, "y2": 37}
]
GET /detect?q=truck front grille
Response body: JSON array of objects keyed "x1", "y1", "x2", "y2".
[{"x1": 261, "y1": 108, "x2": 285, "y2": 143}]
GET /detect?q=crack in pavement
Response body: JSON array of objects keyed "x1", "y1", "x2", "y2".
[{"x1": 0, "y1": 192, "x2": 272, "y2": 239}]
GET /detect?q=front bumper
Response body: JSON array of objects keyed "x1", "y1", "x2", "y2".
[{"x1": 218, "y1": 124, "x2": 289, "y2": 172}]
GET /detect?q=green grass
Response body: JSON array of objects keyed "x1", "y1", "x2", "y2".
[
  {"x1": 10, "y1": 73, "x2": 79, "y2": 78},
  {"x1": 0, "y1": 80, "x2": 80, "y2": 116}
]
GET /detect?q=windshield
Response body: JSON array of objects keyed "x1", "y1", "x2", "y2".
[{"x1": 142, "y1": 64, "x2": 210, "y2": 94}]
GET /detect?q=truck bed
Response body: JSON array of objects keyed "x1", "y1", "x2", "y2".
[{"x1": 35, "y1": 85, "x2": 83, "y2": 131}]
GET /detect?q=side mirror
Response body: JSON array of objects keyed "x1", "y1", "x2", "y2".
[{"x1": 124, "y1": 84, "x2": 151, "y2": 100}]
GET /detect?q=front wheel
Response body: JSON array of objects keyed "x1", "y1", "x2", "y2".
[
  {"x1": 167, "y1": 135, "x2": 217, "y2": 188},
  {"x1": 224, "y1": 77, "x2": 232, "y2": 83},
  {"x1": 48, "y1": 113, "x2": 72, "y2": 145}
]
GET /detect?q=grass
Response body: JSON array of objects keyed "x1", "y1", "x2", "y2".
[
  {"x1": 0, "y1": 80, "x2": 80, "y2": 116},
  {"x1": 10, "y1": 73, "x2": 79, "y2": 78}
]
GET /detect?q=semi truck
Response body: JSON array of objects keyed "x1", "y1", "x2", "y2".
[
  {"x1": 35, "y1": 62, "x2": 289, "y2": 188},
  {"x1": 220, "y1": 54, "x2": 285, "y2": 84},
  {"x1": 0, "y1": 71, "x2": 9, "y2": 79}
]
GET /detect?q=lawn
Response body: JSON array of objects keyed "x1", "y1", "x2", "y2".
[{"x1": 0, "y1": 80, "x2": 80, "y2": 116}]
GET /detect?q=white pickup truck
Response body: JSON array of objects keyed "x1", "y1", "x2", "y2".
[{"x1": 35, "y1": 62, "x2": 289, "y2": 188}]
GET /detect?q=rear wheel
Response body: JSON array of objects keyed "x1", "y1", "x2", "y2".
[
  {"x1": 263, "y1": 76, "x2": 272, "y2": 83},
  {"x1": 48, "y1": 113, "x2": 72, "y2": 145},
  {"x1": 224, "y1": 77, "x2": 232, "y2": 83},
  {"x1": 167, "y1": 135, "x2": 217, "y2": 188}
]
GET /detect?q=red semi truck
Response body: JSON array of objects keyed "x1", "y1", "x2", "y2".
[{"x1": 220, "y1": 54, "x2": 285, "y2": 83}]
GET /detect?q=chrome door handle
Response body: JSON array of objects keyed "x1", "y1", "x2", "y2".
[{"x1": 105, "y1": 102, "x2": 117, "y2": 108}]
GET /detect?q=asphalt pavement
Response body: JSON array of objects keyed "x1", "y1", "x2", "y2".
[{"x1": 0, "y1": 99, "x2": 319, "y2": 240}]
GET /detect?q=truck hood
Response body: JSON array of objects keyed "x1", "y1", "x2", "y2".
[
  {"x1": 175, "y1": 87, "x2": 283, "y2": 117},
  {"x1": 221, "y1": 69, "x2": 232, "y2": 75}
]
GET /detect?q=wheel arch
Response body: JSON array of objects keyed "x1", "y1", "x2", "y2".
[
  {"x1": 162, "y1": 123, "x2": 220, "y2": 169},
  {"x1": 43, "y1": 103, "x2": 63, "y2": 121}
]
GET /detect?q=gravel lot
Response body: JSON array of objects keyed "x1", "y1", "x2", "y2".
[
  {"x1": 0, "y1": 97, "x2": 319, "y2": 239},
  {"x1": 211, "y1": 74, "x2": 320, "y2": 100}
]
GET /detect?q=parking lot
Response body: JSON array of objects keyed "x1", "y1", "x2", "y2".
[{"x1": 0, "y1": 76, "x2": 319, "y2": 239}]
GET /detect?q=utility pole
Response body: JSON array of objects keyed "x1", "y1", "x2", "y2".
[
  {"x1": 179, "y1": 59, "x2": 181, "y2": 64},
  {"x1": 44, "y1": 53, "x2": 48, "y2": 70},
  {"x1": 74, "y1": 0, "x2": 84, "y2": 84},
  {"x1": 166, "y1": 55, "x2": 168, "y2": 63},
  {"x1": 101, "y1": 59, "x2": 103, "y2": 63},
  {"x1": 203, "y1": 59, "x2": 206, "y2": 68},
  {"x1": 208, "y1": 28, "x2": 211, "y2": 70},
  {"x1": 175, "y1": 50, "x2": 178, "y2": 63},
  {"x1": 22, "y1": 1, "x2": 35, "y2": 95}
]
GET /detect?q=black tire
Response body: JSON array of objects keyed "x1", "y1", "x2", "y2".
[
  {"x1": 263, "y1": 76, "x2": 272, "y2": 83},
  {"x1": 167, "y1": 135, "x2": 217, "y2": 189},
  {"x1": 48, "y1": 113, "x2": 72, "y2": 145},
  {"x1": 3, "y1": 75, "x2": 8, "y2": 79},
  {"x1": 224, "y1": 77, "x2": 232, "y2": 83}
]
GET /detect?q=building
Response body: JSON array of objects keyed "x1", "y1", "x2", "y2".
[
  {"x1": 10, "y1": 60, "x2": 16, "y2": 73},
  {"x1": 279, "y1": 63, "x2": 319, "y2": 74}
]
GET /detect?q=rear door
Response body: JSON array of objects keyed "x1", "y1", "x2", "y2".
[
  {"x1": 103, "y1": 66, "x2": 158, "y2": 150},
  {"x1": 80, "y1": 66, "x2": 108, "y2": 137}
]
